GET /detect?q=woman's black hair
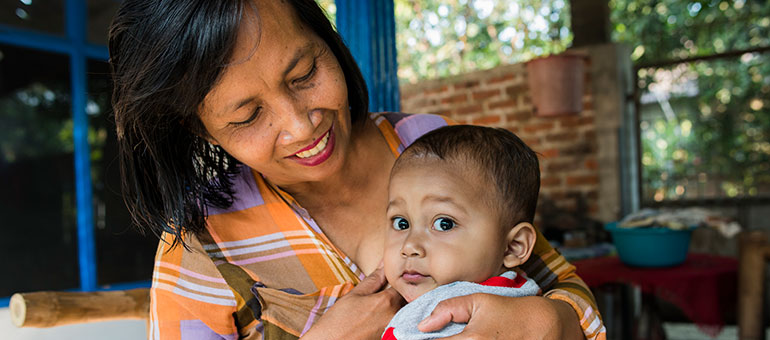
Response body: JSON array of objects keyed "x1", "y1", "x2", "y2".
[{"x1": 109, "y1": 0, "x2": 369, "y2": 247}]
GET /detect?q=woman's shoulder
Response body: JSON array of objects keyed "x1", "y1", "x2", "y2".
[{"x1": 370, "y1": 112, "x2": 454, "y2": 149}]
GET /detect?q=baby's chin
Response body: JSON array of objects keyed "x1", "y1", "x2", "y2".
[
  {"x1": 397, "y1": 285, "x2": 432, "y2": 303},
  {"x1": 402, "y1": 292, "x2": 421, "y2": 303}
]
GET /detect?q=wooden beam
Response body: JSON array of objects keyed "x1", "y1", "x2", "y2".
[
  {"x1": 570, "y1": 0, "x2": 612, "y2": 47},
  {"x1": 10, "y1": 289, "x2": 150, "y2": 328},
  {"x1": 738, "y1": 231, "x2": 770, "y2": 340}
]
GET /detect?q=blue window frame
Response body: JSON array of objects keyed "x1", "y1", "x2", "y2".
[{"x1": 0, "y1": 0, "x2": 149, "y2": 308}]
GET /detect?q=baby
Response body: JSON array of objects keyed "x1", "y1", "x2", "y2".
[{"x1": 382, "y1": 125, "x2": 542, "y2": 340}]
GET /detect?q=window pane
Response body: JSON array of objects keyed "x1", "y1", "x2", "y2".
[
  {"x1": 0, "y1": 0, "x2": 65, "y2": 36},
  {"x1": 87, "y1": 60, "x2": 156, "y2": 286},
  {"x1": 612, "y1": 0, "x2": 770, "y2": 65},
  {"x1": 638, "y1": 53, "x2": 770, "y2": 203},
  {"x1": 88, "y1": 0, "x2": 120, "y2": 46},
  {"x1": 0, "y1": 44, "x2": 77, "y2": 296}
]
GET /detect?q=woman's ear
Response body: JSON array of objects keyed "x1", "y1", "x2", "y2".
[
  {"x1": 183, "y1": 117, "x2": 220, "y2": 146},
  {"x1": 503, "y1": 222, "x2": 536, "y2": 268},
  {"x1": 204, "y1": 135, "x2": 220, "y2": 146}
]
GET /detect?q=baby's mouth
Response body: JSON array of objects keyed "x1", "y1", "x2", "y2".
[{"x1": 401, "y1": 270, "x2": 428, "y2": 283}]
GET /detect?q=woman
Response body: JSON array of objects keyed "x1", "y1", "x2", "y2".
[{"x1": 109, "y1": 0, "x2": 605, "y2": 339}]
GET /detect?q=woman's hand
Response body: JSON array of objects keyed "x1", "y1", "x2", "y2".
[
  {"x1": 301, "y1": 267, "x2": 405, "y2": 340},
  {"x1": 417, "y1": 294, "x2": 584, "y2": 340}
]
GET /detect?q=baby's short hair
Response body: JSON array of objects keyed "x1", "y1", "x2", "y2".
[{"x1": 393, "y1": 125, "x2": 540, "y2": 226}]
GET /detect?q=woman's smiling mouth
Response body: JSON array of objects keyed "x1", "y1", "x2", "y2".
[
  {"x1": 288, "y1": 125, "x2": 336, "y2": 166},
  {"x1": 295, "y1": 131, "x2": 330, "y2": 158}
]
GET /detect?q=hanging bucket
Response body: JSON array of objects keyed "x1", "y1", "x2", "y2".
[{"x1": 526, "y1": 53, "x2": 586, "y2": 116}]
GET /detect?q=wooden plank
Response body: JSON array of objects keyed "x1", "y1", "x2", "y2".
[
  {"x1": 10, "y1": 288, "x2": 150, "y2": 328},
  {"x1": 738, "y1": 231, "x2": 770, "y2": 340}
]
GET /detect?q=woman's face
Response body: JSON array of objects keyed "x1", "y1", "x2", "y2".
[{"x1": 199, "y1": 0, "x2": 351, "y2": 187}]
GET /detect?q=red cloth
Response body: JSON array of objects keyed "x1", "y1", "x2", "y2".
[
  {"x1": 574, "y1": 253, "x2": 737, "y2": 336},
  {"x1": 480, "y1": 274, "x2": 528, "y2": 288},
  {"x1": 382, "y1": 327, "x2": 397, "y2": 340}
]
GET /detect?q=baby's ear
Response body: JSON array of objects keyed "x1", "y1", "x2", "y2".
[{"x1": 503, "y1": 222, "x2": 536, "y2": 268}]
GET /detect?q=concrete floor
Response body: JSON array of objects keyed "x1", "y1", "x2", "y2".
[
  {"x1": 0, "y1": 308, "x2": 146, "y2": 340},
  {"x1": 665, "y1": 322, "x2": 770, "y2": 340}
]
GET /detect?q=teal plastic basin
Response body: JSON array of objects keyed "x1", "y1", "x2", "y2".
[{"x1": 605, "y1": 222, "x2": 693, "y2": 267}]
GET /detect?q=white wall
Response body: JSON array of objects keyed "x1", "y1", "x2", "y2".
[{"x1": 0, "y1": 308, "x2": 146, "y2": 340}]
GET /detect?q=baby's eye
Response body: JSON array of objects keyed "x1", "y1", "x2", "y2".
[
  {"x1": 432, "y1": 217, "x2": 456, "y2": 231},
  {"x1": 392, "y1": 217, "x2": 410, "y2": 231}
]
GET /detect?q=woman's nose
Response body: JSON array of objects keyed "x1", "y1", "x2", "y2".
[{"x1": 276, "y1": 100, "x2": 323, "y2": 144}]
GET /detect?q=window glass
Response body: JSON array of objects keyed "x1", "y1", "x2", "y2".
[
  {"x1": 612, "y1": 0, "x2": 770, "y2": 204},
  {"x1": 0, "y1": 0, "x2": 65, "y2": 36},
  {"x1": 88, "y1": 0, "x2": 120, "y2": 46},
  {"x1": 611, "y1": 0, "x2": 770, "y2": 65},
  {"x1": 0, "y1": 44, "x2": 77, "y2": 296},
  {"x1": 87, "y1": 60, "x2": 156, "y2": 286},
  {"x1": 637, "y1": 53, "x2": 770, "y2": 202}
]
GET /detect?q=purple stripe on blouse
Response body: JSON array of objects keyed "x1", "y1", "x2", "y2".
[
  {"x1": 207, "y1": 165, "x2": 265, "y2": 216},
  {"x1": 179, "y1": 319, "x2": 238, "y2": 340},
  {"x1": 393, "y1": 114, "x2": 449, "y2": 148}
]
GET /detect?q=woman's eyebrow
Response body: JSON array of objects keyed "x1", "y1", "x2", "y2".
[{"x1": 281, "y1": 42, "x2": 316, "y2": 79}]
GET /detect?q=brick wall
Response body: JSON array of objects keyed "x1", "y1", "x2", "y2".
[{"x1": 399, "y1": 62, "x2": 601, "y2": 227}]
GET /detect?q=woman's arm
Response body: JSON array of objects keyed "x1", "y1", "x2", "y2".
[
  {"x1": 418, "y1": 229, "x2": 606, "y2": 340},
  {"x1": 417, "y1": 295, "x2": 584, "y2": 340}
]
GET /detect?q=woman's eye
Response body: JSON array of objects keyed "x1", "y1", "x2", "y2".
[
  {"x1": 392, "y1": 217, "x2": 409, "y2": 231},
  {"x1": 432, "y1": 217, "x2": 456, "y2": 231},
  {"x1": 230, "y1": 107, "x2": 261, "y2": 127},
  {"x1": 293, "y1": 62, "x2": 317, "y2": 85}
]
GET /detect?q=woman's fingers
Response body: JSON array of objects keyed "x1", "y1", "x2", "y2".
[
  {"x1": 350, "y1": 267, "x2": 388, "y2": 296},
  {"x1": 381, "y1": 286, "x2": 406, "y2": 307},
  {"x1": 301, "y1": 269, "x2": 405, "y2": 339},
  {"x1": 417, "y1": 294, "x2": 474, "y2": 332}
]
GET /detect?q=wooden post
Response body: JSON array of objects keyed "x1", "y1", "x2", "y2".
[
  {"x1": 738, "y1": 231, "x2": 770, "y2": 340},
  {"x1": 10, "y1": 288, "x2": 150, "y2": 328},
  {"x1": 570, "y1": 0, "x2": 612, "y2": 47}
]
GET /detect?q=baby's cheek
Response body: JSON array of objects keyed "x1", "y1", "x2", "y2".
[{"x1": 382, "y1": 256, "x2": 398, "y2": 283}]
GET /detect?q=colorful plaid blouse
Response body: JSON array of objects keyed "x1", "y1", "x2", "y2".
[{"x1": 148, "y1": 112, "x2": 606, "y2": 340}]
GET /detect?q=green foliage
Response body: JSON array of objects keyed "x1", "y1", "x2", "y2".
[
  {"x1": 318, "y1": 0, "x2": 336, "y2": 23},
  {"x1": 610, "y1": 0, "x2": 770, "y2": 64},
  {"x1": 394, "y1": 0, "x2": 572, "y2": 83},
  {"x1": 617, "y1": 0, "x2": 770, "y2": 201}
]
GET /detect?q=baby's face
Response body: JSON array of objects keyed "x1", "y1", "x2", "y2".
[{"x1": 383, "y1": 159, "x2": 508, "y2": 302}]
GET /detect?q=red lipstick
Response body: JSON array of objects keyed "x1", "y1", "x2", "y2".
[{"x1": 288, "y1": 125, "x2": 335, "y2": 167}]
